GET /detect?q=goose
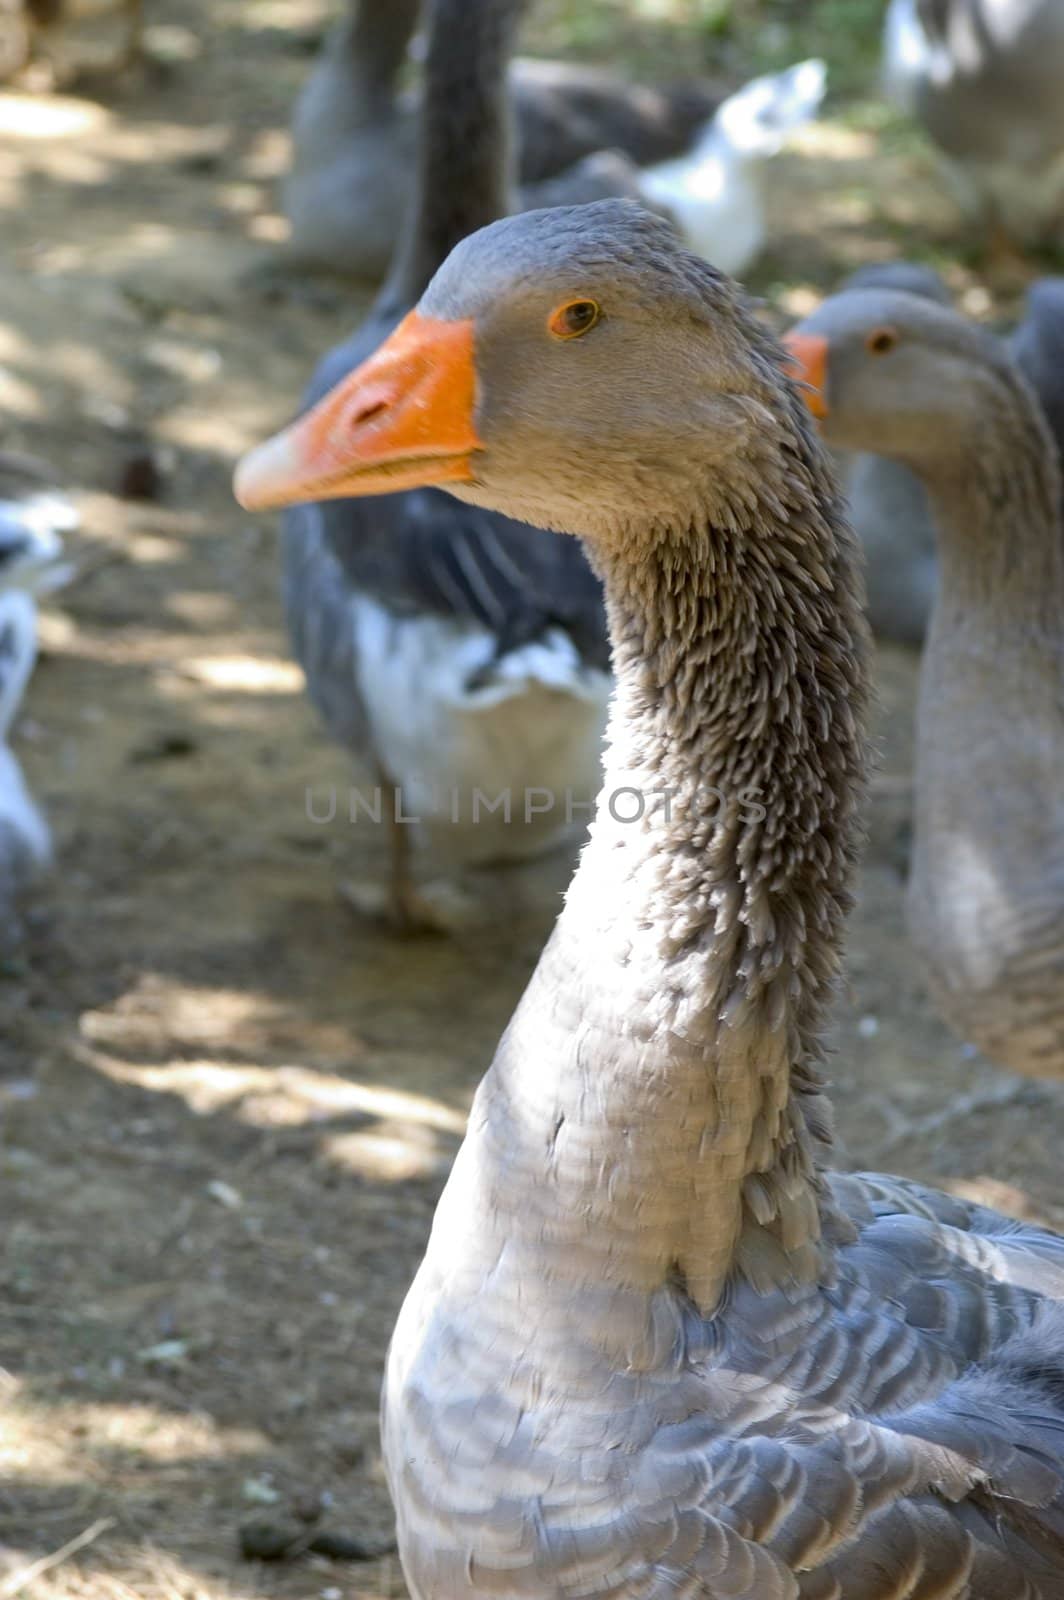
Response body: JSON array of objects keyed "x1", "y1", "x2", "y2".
[
  {"x1": 277, "y1": 0, "x2": 610, "y2": 932},
  {"x1": 1009, "y1": 278, "x2": 1064, "y2": 453},
  {"x1": 637, "y1": 56, "x2": 827, "y2": 278},
  {"x1": 823, "y1": 267, "x2": 1064, "y2": 646},
  {"x1": 788, "y1": 287, "x2": 1064, "y2": 1081},
  {"x1": 0, "y1": 465, "x2": 74, "y2": 947},
  {"x1": 284, "y1": 0, "x2": 422, "y2": 284},
  {"x1": 828, "y1": 261, "x2": 951, "y2": 647},
  {"x1": 521, "y1": 57, "x2": 828, "y2": 278},
  {"x1": 283, "y1": 0, "x2": 722, "y2": 281},
  {"x1": 883, "y1": 0, "x2": 1064, "y2": 247},
  {"x1": 238, "y1": 199, "x2": 1064, "y2": 1596}
]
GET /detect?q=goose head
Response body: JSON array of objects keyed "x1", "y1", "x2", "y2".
[
  {"x1": 235, "y1": 201, "x2": 796, "y2": 548},
  {"x1": 842, "y1": 259, "x2": 951, "y2": 304},
  {"x1": 713, "y1": 57, "x2": 826, "y2": 161},
  {"x1": 784, "y1": 287, "x2": 1032, "y2": 471}
]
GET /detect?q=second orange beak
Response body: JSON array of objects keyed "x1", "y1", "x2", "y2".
[
  {"x1": 782, "y1": 331, "x2": 830, "y2": 420},
  {"x1": 234, "y1": 310, "x2": 483, "y2": 511}
]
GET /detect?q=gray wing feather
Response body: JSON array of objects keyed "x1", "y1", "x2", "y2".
[
  {"x1": 281, "y1": 502, "x2": 368, "y2": 755},
  {"x1": 393, "y1": 1172, "x2": 1064, "y2": 1598}
]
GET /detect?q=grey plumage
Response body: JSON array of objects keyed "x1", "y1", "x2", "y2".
[
  {"x1": 827, "y1": 266, "x2": 1064, "y2": 646},
  {"x1": 792, "y1": 285, "x2": 1064, "y2": 1080},
  {"x1": 353, "y1": 205, "x2": 1064, "y2": 1596},
  {"x1": 282, "y1": 0, "x2": 721, "y2": 280},
  {"x1": 830, "y1": 263, "x2": 950, "y2": 647},
  {"x1": 236, "y1": 199, "x2": 1064, "y2": 1592},
  {"x1": 279, "y1": 0, "x2": 609, "y2": 919},
  {"x1": 1009, "y1": 279, "x2": 1064, "y2": 452}
]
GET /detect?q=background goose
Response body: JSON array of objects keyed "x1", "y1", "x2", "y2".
[
  {"x1": 828, "y1": 260, "x2": 950, "y2": 646},
  {"x1": 283, "y1": 0, "x2": 722, "y2": 281},
  {"x1": 789, "y1": 287, "x2": 1064, "y2": 1081},
  {"x1": 1009, "y1": 277, "x2": 1064, "y2": 451},
  {"x1": 884, "y1": 0, "x2": 1064, "y2": 247},
  {"x1": 820, "y1": 266, "x2": 1064, "y2": 645},
  {"x1": 0, "y1": 462, "x2": 74, "y2": 949},
  {"x1": 637, "y1": 55, "x2": 827, "y2": 277},
  {"x1": 278, "y1": 0, "x2": 609, "y2": 932},
  {"x1": 239, "y1": 200, "x2": 1064, "y2": 1599},
  {"x1": 523, "y1": 55, "x2": 827, "y2": 276}
]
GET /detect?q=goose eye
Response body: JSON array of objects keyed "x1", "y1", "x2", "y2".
[
  {"x1": 548, "y1": 299, "x2": 601, "y2": 340},
  {"x1": 866, "y1": 326, "x2": 898, "y2": 356}
]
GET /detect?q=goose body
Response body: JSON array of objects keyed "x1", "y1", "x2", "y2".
[
  {"x1": 638, "y1": 58, "x2": 826, "y2": 277},
  {"x1": 790, "y1": 288, "x2": 1064, "y2": 1079},
  {"x1": 239, "y1": 201, "x2": 1064, "y2": 1597},
  {"x1": 283, "y1": 0, "x2": 721, "y2": 281},
  {"x1": 884, "y1": 0, "x2": 1064, "y2": 243},
  {"x1": 279, "y1": 0, "x2": 609, "y2": 925},
  {"x1": 285, "y1": 460, "x2": 609, "y2": 872}
]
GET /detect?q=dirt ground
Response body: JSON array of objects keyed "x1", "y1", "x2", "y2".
[{"x1": 2, "y1": 4, "x2": 1063, "y2": 1598}]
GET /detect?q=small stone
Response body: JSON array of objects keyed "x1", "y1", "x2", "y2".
[
  {"x1": 128, "y1": 731, "x2": 198, "y2": 763},
  {"x1": 239, "y1": 1517, "x2": 302, "y2": 1560},
  {"x1": 116, "y1": 448, "x2": 164, "y2": 502},
  {"x1": 206, "y1": 1179, "x2": 243, "y2": 1210},
  {"x1": 293, "y1": 1489, "x2": 324, "y2": 1524},
  {"x1": 137, "y1": 1338, "x2": 189, "y2": 1366},
  {"x1": 242, "y1": 1475, "x2": 281, "y2": 1505}
]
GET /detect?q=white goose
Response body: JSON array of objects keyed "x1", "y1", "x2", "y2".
[{"x1": 638, "y1": 57, "x2": 826, "y2": 276}]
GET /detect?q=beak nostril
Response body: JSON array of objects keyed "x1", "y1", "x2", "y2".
[{"x1": 352, "y1": 399, "x2": 389, "y2": 428}]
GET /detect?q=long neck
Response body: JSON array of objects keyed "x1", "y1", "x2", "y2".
[
  {"x1": 922, "y1": 367, "x2": 1064, "y2": 638},
  {"x1": 383, "y1": 0, "x2": 519, "y2": 307},
  {"x1": 340, "y1": 0, "x2": 420, "y2": 116},
  {"x1": 479, "y1": 407, "x2": 868, "y2": 1318}
]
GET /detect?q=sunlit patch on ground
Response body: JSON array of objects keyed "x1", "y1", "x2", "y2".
[{"x1": 0, "y1": 92, "x2": 109, "y2": 140}]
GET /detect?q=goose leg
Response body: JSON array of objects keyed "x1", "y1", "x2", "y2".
[
  {"x1": 119, "y1": 0, "x2": 142, "y2": 72},
  {"x1": 339, "y1": 767, "x2": 475, "y2": 937}
]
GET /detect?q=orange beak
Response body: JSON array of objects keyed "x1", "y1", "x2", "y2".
[
  {"x1": 233, "y1": 310, "x2": 482, "y2": 511},
  {"x1": 781, "y1": 331, "x2": 830, "y2": 420}
]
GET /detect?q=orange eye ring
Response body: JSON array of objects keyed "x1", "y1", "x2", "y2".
[
  {"x1": 548, "y1": 299, "x2": 601, "y2": 340},
  {"x1": 866, "y1": 326, "x2": 898, "y2": 356}
]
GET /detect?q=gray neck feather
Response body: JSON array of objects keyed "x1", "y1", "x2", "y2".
[
  {"x1": 384, "y1": 0, "x2": 520, "y2": 309},
  {"x1": 339, "y1": 0, "x2": 420, "y2": 117},
  {"x1": 921, "y1": 367, "x2": 1064, "y2": 634},
  {"x1": 479, "y1": 404, "x2": 869, "y2": 1318}
]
